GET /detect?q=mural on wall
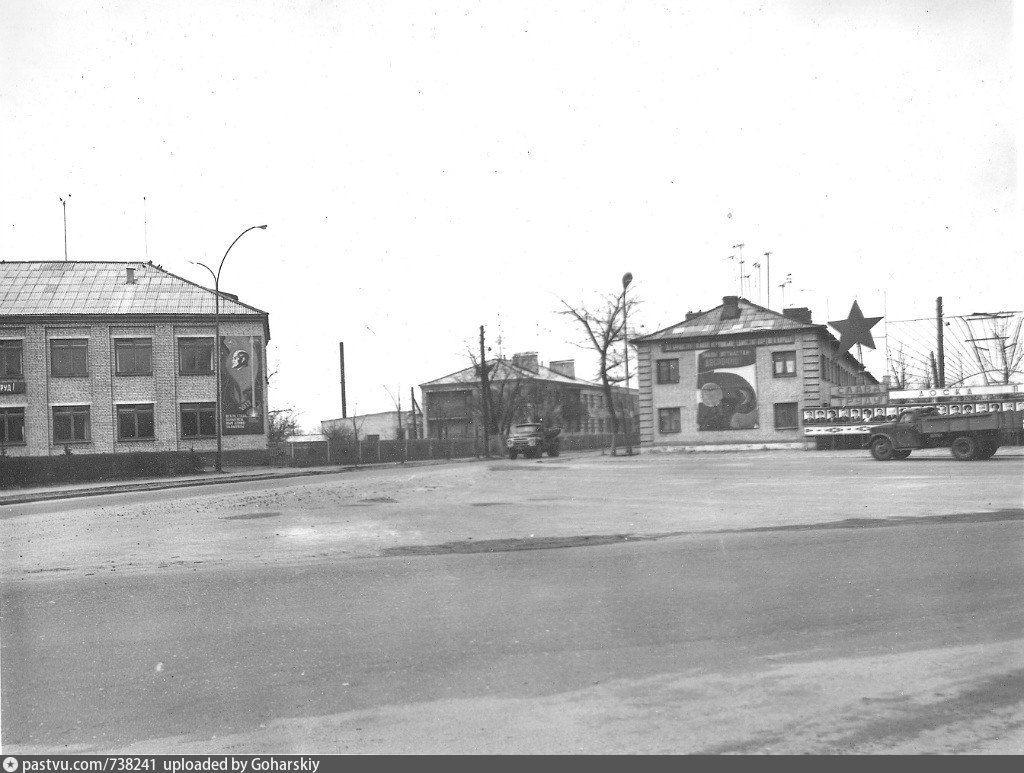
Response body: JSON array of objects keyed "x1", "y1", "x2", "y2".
[
  {"x1": 220, "y1": 335, "x2": 265, "y2": 435},
  {"x1": 697, "y1": 347, "x2": 759, "y2": 431}
]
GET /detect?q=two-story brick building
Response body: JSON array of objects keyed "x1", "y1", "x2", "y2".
[
  {"x1": 632, "y1": 296, "x2": 878, "y2": 448},
  {"x1": 0, "y1": 260, "x2": 270, "y2": 461},
  {"x1": 419, "y1": 352, "x2": 639, "y2": 440}
]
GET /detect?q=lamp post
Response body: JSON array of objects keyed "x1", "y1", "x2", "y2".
[
  {"x1": 193, "y1": 225, "x2": 267, "y2": 472},
  {"x1": 621, "y1": 272, "x2": 633, "y2": 456}
]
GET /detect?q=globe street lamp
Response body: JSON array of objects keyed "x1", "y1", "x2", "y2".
[
  {"x1": 622, "y1": 272, "x2": 633, "y2": 456},
  {"x1": 192, "y1": 225, "x2": 267, "y2": 472}
]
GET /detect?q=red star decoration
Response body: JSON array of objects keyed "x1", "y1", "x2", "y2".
[{"x1": 829, "y1": 301, "x2": 883, "y2": 355}]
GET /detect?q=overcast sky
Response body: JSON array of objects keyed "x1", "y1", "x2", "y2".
[{"x1": 2, "y1": 0, "x2": 1018, "y2": 429}]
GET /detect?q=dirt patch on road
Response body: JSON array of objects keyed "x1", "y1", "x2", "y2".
[
  {"x1": 382, "y1": 533, "x2": 654, "y2": 556},
  {"x1": 731, "y1": 508, "x2": 1024, "y2": 534}
]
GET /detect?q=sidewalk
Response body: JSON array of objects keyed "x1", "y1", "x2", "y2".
[{"x1": 0, "y1": 456, "x2": 482, "y2": 507}]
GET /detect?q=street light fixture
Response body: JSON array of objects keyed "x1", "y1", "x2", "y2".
[
  {"x1": 192, "y1": 224, "x2": 267, "y2": 472},
  {"x1": 622, "y1": 272, "x2": 633, "y2": 456}
]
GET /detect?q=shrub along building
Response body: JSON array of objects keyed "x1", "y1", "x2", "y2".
[
  {"x1": 632, "y1": 296, "x2": 879, "y2": 448},
  {"x1": 0, "y1": 260, "x2": 270, "y2": 463},
  {"x1": 419, "y1": 352, "x2": 639, "y2": 440}
]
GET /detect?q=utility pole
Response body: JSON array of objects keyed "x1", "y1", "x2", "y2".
[
  {"x1": 479, "y1": 325, "x2": 491, "y2": 458},
  {"x1": 410, "y1": 387, "x2": 418, "y2": 439},
  {"x1": 339, "y1": 342, "x2": 347, "y2": 418},
  {"x1": 936, "y1": 297, "x2": 945, "y2": 388},
  {"x1": 764, "y1": 252, "x2": 772, "y2": 309},
  {"x1": 622, "y1": 272, "x2": 634, "y2": 456}
]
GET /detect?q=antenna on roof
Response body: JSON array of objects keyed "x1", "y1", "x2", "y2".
[
  {"x1": 59, "y1": 195, "x2": 70, "y2": 261},
  {"x1": 143, "y1": 196, "x2": 148, "y2": 259}
]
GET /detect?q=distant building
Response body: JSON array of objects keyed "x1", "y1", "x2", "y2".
[
  {"x1": 321, "y1": 409, "x2": 422, "y2": 441},
  {"x1": 632, "y1": 296, "x2": 878, "y2": 448},
  {"x1": 419, "y1": 352, "x2": 639, "y2": 439},
  {"x1": 0, "y1": 260, "x2": 270, "y2": 461}
]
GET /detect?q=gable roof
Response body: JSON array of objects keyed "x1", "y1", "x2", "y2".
[
  {"x1": 0, "y1": 260, "x2": 268, "y2": 319},
  {"x1": 635, "y1": 298, "x2": 813, "y2": 342},
  {"x1": 420, "y1": 358, "x2": 628, "y2": 391}
]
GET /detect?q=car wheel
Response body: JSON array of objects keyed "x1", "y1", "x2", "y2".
[
  {"x1": 870, "y1": 436, "x2": 895, "y2": 461},
  {"x1": 892, "y1": 450, "x2": 912, "y2": 460},
  {"x1": 950, "y1": 435, "x2": 979, "y2": 461},
  {"x1": 547, "y1": 446, "x2": 560, "y2": 457}
]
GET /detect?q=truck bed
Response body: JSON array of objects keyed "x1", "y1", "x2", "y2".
[{"x1": 918, "y1": 410, "x2": 1021, "y2": 434}]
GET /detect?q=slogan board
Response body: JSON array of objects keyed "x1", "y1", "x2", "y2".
[
  {"x1": 0, "y1": 379, "x2": 26, "y2": 394},
  {"x1": 697, "y1": 348, "x2": 758, "y2": 431},
  {"x1": 220, "y1": 335, "x2": 265, "y2": 435}
]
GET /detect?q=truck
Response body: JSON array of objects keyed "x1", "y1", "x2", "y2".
[
  {"x1": 506, "y1": 423, "x2": 561, "y2": 459},
  {"x1": 867, "y1": 407, "x2": 1021, "y2": 461}
]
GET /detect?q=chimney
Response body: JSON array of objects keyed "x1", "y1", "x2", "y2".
[
  {"x1": 685, "y1": 310, "x2": 703, "y2": 321},
  {"x1": 549, "y1": 359, "x2": 575, "y2": 379},
  {"x1": 512, "y1": 352, "x2": 539, "y2": 373},
  {"x1": 720, "y1": 295, "x2": 741, "y2": 321},
  {"x1": 125, "y1": 266, "x2": 136, "y2": 285},
  {"x1": 782, "y1": 307, "x2": 813, "y2": 324}
]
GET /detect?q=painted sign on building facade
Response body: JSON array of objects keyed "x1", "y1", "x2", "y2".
[
  {"x1": 0, "y1": 379, "x2": 26, "y2": 394},
  {"x1": 220, "y1": 335, "x2": 265, "y2": 435},
  {"x1": 697, "y1": 348, "x2": 758, "y2": 431}
]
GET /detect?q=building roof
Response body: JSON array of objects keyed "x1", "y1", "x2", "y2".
[
  {"x1": 0, "y1": 260, "x2": 268, "y2": 319},
  {"x1": 634, "y1": 297, "x2": 813, "y2": 342},
  {"x1": 420, "y1": 358, "x2": 633, "y2": 392},
  {"x1": 634, "y1": 296, "x2": 879, "y2": 383}
]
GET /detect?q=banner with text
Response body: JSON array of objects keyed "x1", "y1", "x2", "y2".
[
  {"x1": 220, "y1": 335, "x2": 265, "y2": 435},
  {"x1": 697, "y1": 348, "x2": 759, "y2": 431}
]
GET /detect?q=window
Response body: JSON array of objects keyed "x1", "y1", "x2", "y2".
[
  {"x1": 772, "y1": 350, "x2": 797, "y2": 378},
  {"x1": 179, "y1": 338, "x2": 214, "y2": 375},
  {"x1": 774, "y1": 402, "x2": 799, "y2": 430},
  {"x1": 656, "y1": 358, "x2": 680, "y2": 384},
  {"x1": 0, "y1": 408, "x2": 25, "y2": 444},
  {"x1": 53, "y1": 405, "x2": 91, "y2": 443},
  {"x1": 181, "y1": 402, "x2": 216, "y2": 438},
  {"x1": 117, "y1": 403, "x2": 155, "y2": 440},
  {"x1": 50, "y1": 339, "x2": 88, "y2": 377},
  {"x1": 0, "y1": 340, "x2": 23, "y2": 378},
  {"x1": 115, "y1": 338, "x2": 153, "y2": 376},
  {"x1": 658, "y1": 407, "x2": 681, "y2": 433}
]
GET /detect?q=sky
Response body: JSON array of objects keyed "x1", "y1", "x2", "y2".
[{"x1": 2, "y1": 0, "x2": 1019, "y2": 430}]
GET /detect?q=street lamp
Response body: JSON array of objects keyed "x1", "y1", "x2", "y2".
[
  {"x1": 622, "y1": 272, "x2": 633, "y2": 456},
  {"x1": 192, "y1": 224, "x2": 267, "y2": 472}
]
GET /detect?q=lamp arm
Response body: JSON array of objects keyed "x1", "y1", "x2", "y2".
[{"x1": 218, "y1": 225, "x2": 267, "y2": 278}]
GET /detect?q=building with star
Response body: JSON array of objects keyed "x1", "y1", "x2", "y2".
[{"x1": 631, "y1": 295, "x2": 880, "y2": 449}]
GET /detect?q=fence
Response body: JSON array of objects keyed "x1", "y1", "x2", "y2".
[{"x1": 272, "y1": 432, "x2": 642, "y2": 468}]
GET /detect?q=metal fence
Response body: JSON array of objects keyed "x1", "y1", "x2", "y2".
[{"x1": 272, "y1": 432, "x2": 641, "y2": 468}]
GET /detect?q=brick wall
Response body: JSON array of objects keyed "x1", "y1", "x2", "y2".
[{"x1": 0, "y1": 317, "x2": 269, "y2": 458}]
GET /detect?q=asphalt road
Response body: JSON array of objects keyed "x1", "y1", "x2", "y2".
[{"x1": 3, "y1": 508, "x2": 1022, "y2": 753}]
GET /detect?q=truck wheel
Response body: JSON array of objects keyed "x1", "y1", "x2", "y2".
[
  {"x1": 870, "y1": 436, "x2": 895, "y2": 461},
  {"x1": 893, "y1": 450, "x2": 912, "y2": 460},
  {"x1": 509, "y1": 450, "x2": 518, "y2": 460},
  {"x1": 951, "y1": 436, "x2": 979, "y2": 461},
  {"x1": 547, "y1": 446, "x2": 560, "y2": 457},
  {"x1": 977, "y1": 441, "x2": 999, "y2": 460}
]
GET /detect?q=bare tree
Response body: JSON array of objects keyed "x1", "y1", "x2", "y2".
[
  {"x1": 466, "y1": 353, "x2": 529, "y2": 437},
  {"x1": 559, "y1": 289, "x2": 639, "y2": 456},
  {"x1": 887, "y1": 346, "x2": 909, "y2": 390}
]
